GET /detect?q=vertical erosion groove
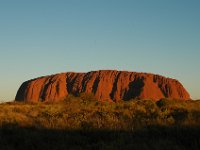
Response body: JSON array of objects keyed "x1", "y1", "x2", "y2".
[
  {"x1": 123, "y1": 76, "x2": 145, "y2": 100},
  {"x1": 110, "y1": 72, "x2": 121, "y2": 100},
  {"x1": 41, "y1": 77, "x2": 53, "y2": 101},
  {"x1": 92, "y1": 76, "x2": 100, "y2": 95},
  {"x1": 66, "y1": 73, "x2": 79, "y2": 96},
  {"x1": 81, "y1": 73, "x2": 91, "y2": 93}
]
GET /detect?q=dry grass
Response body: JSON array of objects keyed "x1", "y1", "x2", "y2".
[{"x1": 0, "y1": 96, "x2": 200, "y2": 149}]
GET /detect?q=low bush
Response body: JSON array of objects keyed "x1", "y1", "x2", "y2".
[{"x1": 0, "y1": 98, "x2": 200, "y2": 149}]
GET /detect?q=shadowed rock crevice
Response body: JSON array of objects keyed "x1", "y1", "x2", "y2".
[
  {"x1": 123, "y1": 76, "x2": 145, "y2": 100},
  {"x1": 40, "y1": 78, "x2": 52, "y2": 102},
  {"x1": 81, "y1": 72, "x2": 93, "y2": 93},
  {"x1": 15, "y1": 70, "x2": 190, "y2": 102},
  {"x1": 66, "y1": 73, "x2": 81, "y2": 96},
  {"x1": 92, "y1": 77, "x2": 100, "y2": 94},
  {"x1": 110, "y1": 72, "x2": 121, "y2": 101}
]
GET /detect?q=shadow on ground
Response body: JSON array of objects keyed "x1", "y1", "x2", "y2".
[{"x1": 0, "y1": 125, "x2": 200, "y2": 150}]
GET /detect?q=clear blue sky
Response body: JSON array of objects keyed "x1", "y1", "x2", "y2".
[{"x1": 0, "y1": 0, "x2": 200, "y2": 101}]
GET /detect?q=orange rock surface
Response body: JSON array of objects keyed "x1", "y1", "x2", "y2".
[{"x1": 15, "y1": 70, "x2": 190, "y2": 102}]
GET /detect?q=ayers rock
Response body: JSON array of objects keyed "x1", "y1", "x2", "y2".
[{"x1": 15, "y1": 70, "x2": 190, "y2": 102}]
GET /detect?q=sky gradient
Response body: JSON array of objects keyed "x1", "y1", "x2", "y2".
[{"x1": 0, "y1": 0, "x2": 200, "y2": 101}]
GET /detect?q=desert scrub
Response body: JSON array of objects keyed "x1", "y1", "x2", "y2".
[{"x1": 0, "y1": 98, "x2": 200, "y2": 130}]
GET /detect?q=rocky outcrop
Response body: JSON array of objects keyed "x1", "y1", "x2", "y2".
[{"x1": 15, "y1": 70, "x2": 190, "y2": 102}]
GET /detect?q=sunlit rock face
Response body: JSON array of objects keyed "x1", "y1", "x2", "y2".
[{"x1": 15, "y1": 70, "x2": 190, "y2": 102}]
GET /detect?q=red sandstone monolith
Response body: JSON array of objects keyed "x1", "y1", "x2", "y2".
[{"x1": 15, "y1": 70, "x2": 190, "y2": 102}]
